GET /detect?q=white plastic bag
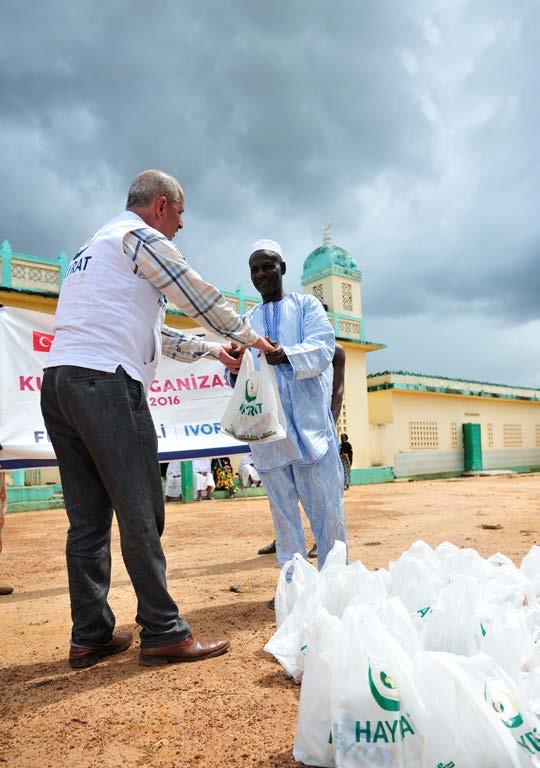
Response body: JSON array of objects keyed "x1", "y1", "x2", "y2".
[
  {"x1": 521, "y1": 546, "x2": 540, "y2": 599},
  {"x1": 294, "y1": 608, "x2": 341, "y2": 767},
  {"x1": 420, "y1": 575, "x2": 482, "y2": 656},
  {"x1": 221, "y1": 350, "x2": 287, "y2": 443},
  {"x1": 480, "y1": 604, "x2": 535, "y2": 684},
  {"x1": 330, "y1": 607, "x2": 423, "y2": 768},
  {"x1": 412, "y1": 652, "x2": 527, "y2": 767},
  {"x1": 274, "y1": 552, "x2": 320, "y2": 628}
]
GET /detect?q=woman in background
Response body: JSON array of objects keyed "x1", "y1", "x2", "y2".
[{"x1": 211, "y1": 456, "x2": 236, "y2": 498}]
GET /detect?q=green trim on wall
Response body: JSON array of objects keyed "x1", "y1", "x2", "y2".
[
  {"x1": 505, "y1": 465, "x2": 540, "y2": 474},
  {"x1": 395, "y1": 465, "x2": 540, "y2": 481},
  {"x1": 350, "y1": 467, "x2": 394, "y2": 485},
  {"x1": 0, "y1": 284, "x2": 59, "y2": 299},
  {"x1": 7, "y1": 485, "x2": 54, "y2": 503},
  {"x1": 7, "y1": 499, "x2": 66, "y2": 514},
  {"x1": 301, "y1": 266, "x2": 363, "y2": 284},
  {"x1": 367, "y1": 381, "x2": 540, "y2": 403},
  {"x1": 368, "y1": 370, "x2": 540, "y2": 393},
  {"x1": 396, "y1": 471, "x2": 464, "y2": 482},
  {"x1": 342, "y1": 339, "x2": 386, "y2": 349}
]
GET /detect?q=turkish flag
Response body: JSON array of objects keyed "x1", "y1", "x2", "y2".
[{"x1": 32, "y1": 330, "x2": 55, "y2": 352}]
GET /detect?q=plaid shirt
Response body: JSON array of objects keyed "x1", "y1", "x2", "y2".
[{"x1": 123, "y1": 227, "x2": 258, "y2": 361}]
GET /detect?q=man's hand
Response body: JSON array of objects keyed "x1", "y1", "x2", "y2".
[
  {"x1": 218, "y1": 343, "x2": 243, "y2": 373},
  {"x1": 252, "y1": 335, "x2": 275, "y2": 354},
  {"x1": 266, "y1": 344, "x2": 289, "y2": 366}
]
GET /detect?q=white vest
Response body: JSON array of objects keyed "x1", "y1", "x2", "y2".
[{"x1": 46, "y1": 212, "x2": 166, "y2": 390}]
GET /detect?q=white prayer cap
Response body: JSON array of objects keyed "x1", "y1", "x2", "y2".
[{"x1": 249, "y1": 239, "x2": 282, "y2": 258}]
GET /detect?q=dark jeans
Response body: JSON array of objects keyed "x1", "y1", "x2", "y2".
[{"x1": 41, "y1": 365, "x2": 190, "y2": 648}]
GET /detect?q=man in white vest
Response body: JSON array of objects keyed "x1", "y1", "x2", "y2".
[{"x1": 41, "y1": 169, "x2": 272, "y2": 668}]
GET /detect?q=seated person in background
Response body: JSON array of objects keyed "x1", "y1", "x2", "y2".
[
  {"x1": 193, "y1": 457, "x2": 215, "y2": 501},
  {"x1": 238, "y1": 453, "x2": 262, "y2": 488},
  {"x1": 211, "y1": 457, "x2": 236, "y2": 498},
  {"x1": 165, "y1": 460, "x2": 182, "y2": 502}
]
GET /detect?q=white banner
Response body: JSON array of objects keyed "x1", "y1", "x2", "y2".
[{"x1": 0, "y1": 306, "x2": 247, "y2": 469}]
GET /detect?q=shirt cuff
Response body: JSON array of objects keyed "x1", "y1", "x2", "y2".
[
  {"x1": 244, "y1": 328, "x2": 260, "y2": 346},
  {"x1": 204, "y1": 341, "x2": 223, "y2": 359}
]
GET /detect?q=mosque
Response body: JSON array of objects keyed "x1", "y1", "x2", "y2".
[{"x1": 1, "y1": 230, "x2": 539, "y2": 509}]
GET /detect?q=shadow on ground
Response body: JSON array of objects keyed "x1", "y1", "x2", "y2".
[{"x1": 0, "y1": 624, "x2": 144, "y2": 717}]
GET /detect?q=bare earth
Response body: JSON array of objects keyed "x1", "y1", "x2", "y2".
[{"x1": 1, "y1": 474, "x2": 539, "y2": 767}]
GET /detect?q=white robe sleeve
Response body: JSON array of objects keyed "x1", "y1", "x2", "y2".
[{"x1": 281, "y1": 295, "x2": 335, "y2": 381}]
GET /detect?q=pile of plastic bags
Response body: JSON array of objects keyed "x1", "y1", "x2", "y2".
[{"x1": 264, "y1": 540, "x2": 540, "y2": 767}]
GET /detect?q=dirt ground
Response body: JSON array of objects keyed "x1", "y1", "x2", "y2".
[{"x1": 1, "y1": 473, "x2": 539, "y2": 767}]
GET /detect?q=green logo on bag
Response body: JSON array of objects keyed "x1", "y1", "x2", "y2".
[
  {"x1": 368, "y1": 660, "x2": 400, "y2": 712},
  {"x1": 239, "y1": 377, "x2": 263, "y2": 416},
  {"x1": 485, "y1": 679, "x2": 540, "y2": 754},
  {"x1": 353, "y1": 714, "x2": 415, "y2": 743},
  {"x1": 239, "y1": 401, "x2": 263, "y2": 416},
  {"x1": 245, "y1": 379, "x2": 258, "y2": 402},
  {"x1": 484, "y1": 678, "x2": 524, "y2": 729},
  {"x1": 435, "y1": 762, "x2": 456, "y2": 768}
]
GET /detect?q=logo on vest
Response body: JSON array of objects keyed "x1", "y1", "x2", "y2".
[{"x1": 65, "y1": 246, "x2": 93, "y2": 283}]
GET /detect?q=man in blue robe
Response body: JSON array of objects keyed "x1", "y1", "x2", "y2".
[{"x1": 237, "y1": 239, "x2": 348, "y2": 575}]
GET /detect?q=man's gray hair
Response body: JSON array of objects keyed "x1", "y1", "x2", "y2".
[{"x1": 126, "y1": 169, "x2": 182, "y2": 208}]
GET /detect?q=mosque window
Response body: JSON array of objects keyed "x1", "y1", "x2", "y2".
[
  {"x1": 312, "y1": 284, "x2": 324, "y2": 302},
  {"x1": 503, "y1": 424, "x2": 523, "y2": 448},
  {"x1": 487, "y1": 423, "x2": 494, "y2": 448},
  {"x1": 535, "y1": 425, "x2": 540, "y2": 447},
  {"x1": 341, "y1": 282, "x2": 353, "y2": 311},
  {"x1": 409, "y1": 421, "x2": 439, "y2": 450},
  {"x1": 451, "y1": 422, "x2": 458, "y2": 449}
]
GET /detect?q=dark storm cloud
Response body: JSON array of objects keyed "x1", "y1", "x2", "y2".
[
  {"x1": 0, "y1": 1, "x2": 431, "y2": 253},
  {"x1": 1, "y1": 0, "x2": 539, "y2": 382}
]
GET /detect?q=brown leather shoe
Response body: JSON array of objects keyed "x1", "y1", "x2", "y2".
[
  {"x1": 139, "y1": 635, "x2": 230, "y2": 666},
  {"x1": 0, "y1": 585, "x2": 14, "y2": 596},
  {"x1": 69, "y1": 629, "x2": 133, "y2": 669}
]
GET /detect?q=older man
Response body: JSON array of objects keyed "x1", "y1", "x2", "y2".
[
  {"x1": 237, "y1": 240, "x2": 348, "y2": 579},
  {"x1": 41, "y1": 170, "x2": 272, "y2": 668}
]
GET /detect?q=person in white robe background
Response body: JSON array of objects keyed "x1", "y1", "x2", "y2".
[
  {"x1": 192, "y1": 457, "x2": 215, "y2": 501},
  {"x1": 238, "y1": 453, "x2": 261, "y2": 488}
]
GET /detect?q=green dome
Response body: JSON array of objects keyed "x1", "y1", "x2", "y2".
[{"x1": 302, "y1": 242, "x2": 361, "y2": 281}]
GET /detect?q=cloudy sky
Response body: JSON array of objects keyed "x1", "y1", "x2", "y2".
[{"x1": 1, "y1": 0, "x2": 539, "y2": 386}]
